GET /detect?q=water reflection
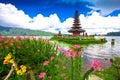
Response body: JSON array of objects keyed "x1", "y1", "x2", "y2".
[{"x1": 83, "y1": 36, "x2": 120, "y2": 68}]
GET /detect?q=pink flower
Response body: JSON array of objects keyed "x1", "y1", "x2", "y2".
[
  {"x1": 33, "y1": 38, "x2": 36, "y2": 41},
  {"x1": 16, "y1": 46, "x2": 21, "y2": 49},
  {"x1": 58, "y1": 47, "x2": 65, "y2": 52},
  {"x1": 65, "y1": 50, "x2": 71, "y2": 57},
  {"x1": 48, "y1": 76, "x2": 52, "y2": 79},
  {"x1": 4, "y1": 40, "x2": 8, "y2": 44},
  {"x1": 16, "y1": 35, "x2": 21, "y2": 39},
  {"x1": 44, "y1": 39, "x2": 50, "y2": 44},
  {"x1": 71, "y1": 51, "x2": 77, "y2": 59},
  {"x1": 60, "y1": 73, "x2": 66, "y2": 77},
  {"x1": 91, "y1": 60, "x2": 102, "y2": 71},
  {"x1": 58, "y1": 48, "x2": 62, "y2": 52},
  {"x1": 72, "y1": 44, "x2": 80, "y2": 49},
  {"x1": 78, "y1": 51, "x2": 82, "y2": 56},
  {"x1": 10, "y1": 39, "x2": 15, "y2": 43},
  {"x1": 0, "y1": 36, "x2": 2, "y2": 42},
  {"x1": 43, "y1": 61, "x2": 49, "y2": 66},
  {"x1": 63, "y1": 66, "x2": 67, "y2": 69},
  {"x1": 38, "y1": 72, "x2": 46, "y2": 79},
  {"x1": 50, "y1": 56, "x2": 54, "y2": 61}
]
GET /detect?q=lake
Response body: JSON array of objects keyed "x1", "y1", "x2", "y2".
[
  {"x1": 83, "y1": 36, "x2": 120, "y2": 68},
  {"x1": 49, "y1": 36, "x2": 120, "y2": 68}
]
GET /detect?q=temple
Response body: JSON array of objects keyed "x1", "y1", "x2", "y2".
[{"x1": 68, "y1": 10, "x2": 85, "y2": 37}]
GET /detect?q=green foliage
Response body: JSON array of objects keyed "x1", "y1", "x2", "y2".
[
  {"x1": 0, "y1": 37, "x2": 58, "y2": 79},
  {"x1": 50, "y1": 37, "x2": 101, "y2": 46},
  {"x1": 0, "y1": 36, "x2": 103, "y2": 80},
  {"x1": 96, "y1": 57, "x2": 120, "y2": 80},
  {"x1": 0, "y1": 26, "x2": 55, "y2": 36},
  {"x1": 106, "y1": 31, "x2": 120, "y2": 36},
  {"x1": 82, "y1": 68, "x2": 94, "y2": 80}
]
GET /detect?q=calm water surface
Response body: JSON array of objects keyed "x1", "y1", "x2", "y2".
[{"x1": 83, "y1": 36, "x2": 120, "y2": 68}]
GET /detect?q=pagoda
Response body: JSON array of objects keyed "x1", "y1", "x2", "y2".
[{"x1": 68, "y1": 10, "x2": 85, "y2": 37}]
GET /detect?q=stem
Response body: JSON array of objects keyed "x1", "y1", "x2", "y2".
[
  {"x1": 116, "y1": 68, "x2": 120, "y2": 77},
  {"x1": 4, "y1": 64, "x2": 14, "y2": 80},
  {"x1": 29, "y1": 70, "x2": 36, "y2": 80},
  {"x1": 71, "y1": 57, "x2": 74, "y2": 80}
]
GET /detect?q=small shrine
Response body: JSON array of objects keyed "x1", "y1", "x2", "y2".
[
  {"x1": 68, "y1": 10, "x2": 85, "y2": 37},
  {"x1": 58, "y1": 31, "x2": 62, "y2": 36}
]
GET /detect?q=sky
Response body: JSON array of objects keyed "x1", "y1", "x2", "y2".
[{"x1": 0, "y1": 0, "x2": 120, "y2": 35}]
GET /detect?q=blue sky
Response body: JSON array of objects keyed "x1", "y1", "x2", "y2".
[{"x1": 0, "y1": 0, "x2": 120, "y2": 34}]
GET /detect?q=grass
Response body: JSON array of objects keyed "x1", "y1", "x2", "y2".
[{"x1": 50, "y1": 37, "x2": 102, "y2": 47}]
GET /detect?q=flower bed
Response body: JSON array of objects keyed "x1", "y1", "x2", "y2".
[{"x1": 0, "y1": 36, "x2": 118, "y2": 80}]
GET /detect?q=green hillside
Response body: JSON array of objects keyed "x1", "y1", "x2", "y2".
[
  {"x1": 0, "y1": 26, "x2": 56, "y2": 36},
  {"x1": 106, "y1": 31, "x2": 120, "y2": 36}
]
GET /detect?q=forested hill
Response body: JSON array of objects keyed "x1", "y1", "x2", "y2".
[
  {"x1": 106, "y1": 31, "x2": 120, "y2": 36},
  {"x1": 0, "y1": 26, "x2": 56, "y2": 36}
]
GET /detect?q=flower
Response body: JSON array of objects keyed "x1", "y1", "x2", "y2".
[
  {"x1": 43, "y1": 61, "x2": 49, "y2": 66},
  {"x1": 65, "y1": 50, "x2": 71, "y2": 57},
  {"x1": 72, "y1": 44, "x2": 80, "y2": 49},
  {"x1": 4, "y1": 54, "x2": 12, "y2": 60},
  {"x1": 20, "y1": 65, "x2": 27, "y2": 73},
  {"x1": 16, "y1": 65, "x2": 27, "y2": 75},
  {"x1": 38, "y1": 72, "x2": 46, "y2": 79},
  {"x1": 91, "y1": 60, "x2": 102, "y2": 71},
  {"x1": 5, "y1": 46, "x2": 9, "y2": 49},
  {"x1": 4, "y1": 40, "x2": 8, "y2": 44},
  {"x1": 50, "y1": 56, "x2": 54, "y2": 61},
  {"x1": 3, "y1": 53, "x2": 12, "y2": 64},
  {"x1": 16, "y1": 46, "x2": 21, "y2": 49},
  {"x1": 3, "y1": 59, "x2": 9, "y2": 64},
  {"x1": 58, "y1": 47, "x2": 65, "y2": 52},
  {"x1": 48, "y1": 76, "x2": 52, "y2": 79},
  {"x1": 9, "y1": 58, "x2": 14, "y2": 63},
  {"x1": 17, "y1": 70, "x2": 23, "y2": 75},
  {"x1": 44, "y1": 39, "x2": 50, "y2": 44},
  {"x1": 0, "y1": 36, "x2": 2, "y2": 42}
]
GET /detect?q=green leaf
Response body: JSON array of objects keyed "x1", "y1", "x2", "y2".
[{"x1": 82, "y1": 68, "x2": 94, "y2": 80}]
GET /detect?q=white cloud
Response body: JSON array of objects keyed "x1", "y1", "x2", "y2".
[
  {"x1": 86, "y1": 0, "x2": 120, "y2": 15},
  {"x1": 0, "y1": 3, "x2": 31, "y2": 28},
  {"x1": 80, "y1": 12, "x2": 120, "y2": 34},
  {"x1": 0, "y1": 3, "x2": 120, "y2": 35}
]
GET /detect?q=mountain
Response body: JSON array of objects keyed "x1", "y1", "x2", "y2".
[
  {"x1": 106, "y1": 31, "x2": 120, "y2": 36},
  {"x1": 0, "y1": 26, "x2": 56, "y2": 36}
]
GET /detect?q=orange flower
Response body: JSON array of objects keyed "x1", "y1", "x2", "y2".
[{"x1": 3, "y1": 59, "x2": 9, "y2": 64}]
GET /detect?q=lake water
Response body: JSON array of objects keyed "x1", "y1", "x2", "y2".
[{"x1": 83, "y1": 36, "x2": 120, "y2": 68}]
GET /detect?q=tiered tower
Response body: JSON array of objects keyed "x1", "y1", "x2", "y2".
[{"x1": 68, "y1": 10, "x2": 85, "y2": 36}]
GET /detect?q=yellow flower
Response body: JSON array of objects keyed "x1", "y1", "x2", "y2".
[
  {"x1": 3, "y1": 59, "x2": 9, "y2": 64},
  {"x1": 17, "y1": 70, "x2": 23, "y2": 75},
  {"x1": 5, "y1": 54, "x2": 12, "y2": 60},
  {"x1": 9, "y1": 58, "x2": 14, "y2": 63},
  {"x1": 20, "y1": 65, "x2": 27, "y2": 73}
]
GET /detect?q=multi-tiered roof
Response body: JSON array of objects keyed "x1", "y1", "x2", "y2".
[{"x1": 68, "y1": 10, "x2": 85, "y2": 36}]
